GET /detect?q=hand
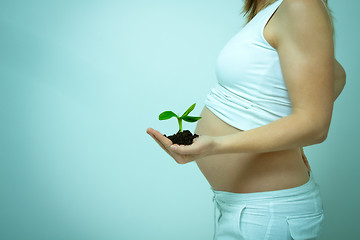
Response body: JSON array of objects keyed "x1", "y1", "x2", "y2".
[
  {"x1": 300, "y1": 147, "x2": 311, "y2": 172},
  {"x1": 146, "y1": 128, "x2": 217, "y2": 164}
]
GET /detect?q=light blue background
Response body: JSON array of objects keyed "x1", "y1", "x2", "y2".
[{"x1": 0, "y1": 0, "x2": 359, "y2": 239}]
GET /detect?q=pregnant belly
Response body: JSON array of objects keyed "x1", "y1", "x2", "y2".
[{"x1": 194, "y1": 106, "x2": 310, "y2": 193}]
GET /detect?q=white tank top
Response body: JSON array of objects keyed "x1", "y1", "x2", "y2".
[
  {"x1": 204, "y1": 0, "x2": 288, "y2": 131},
  {"x1": 204, "y1": 0, "x2": 328, "y2": 131}
]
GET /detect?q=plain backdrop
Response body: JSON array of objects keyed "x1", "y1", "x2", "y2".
[{"x1": 0, "y1": 0, "x2": 359, "y2": 239}]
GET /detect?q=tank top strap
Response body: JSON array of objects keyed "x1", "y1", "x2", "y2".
[
  {"x1": 250, "y1": 0, "x2": 284, "y2": 49},
  {"x1": 257, "y1": 0, "x2": 284, "y2": 29}
]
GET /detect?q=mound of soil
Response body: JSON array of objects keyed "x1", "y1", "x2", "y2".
[{"x1": 163, "y1": 130, "x2": 199, "y2": 145}]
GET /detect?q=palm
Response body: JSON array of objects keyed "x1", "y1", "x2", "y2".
[{"x1": 146, "y1": 128, "x2": 215, "y2": 164}]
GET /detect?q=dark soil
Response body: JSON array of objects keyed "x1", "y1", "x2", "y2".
[{"x1": 163, "y1": 130, "x2": 199, "y2": 145}]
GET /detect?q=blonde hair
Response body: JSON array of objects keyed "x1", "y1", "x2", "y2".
[
  {"x1": 240, "y1": 0, "x2": 334, "y2": 32},
  {"x1": 240, "y1": 0, "x2": 278, "y2": 24}
]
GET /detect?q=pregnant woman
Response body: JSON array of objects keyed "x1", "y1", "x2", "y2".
[{"x1": 147, "y1": 0, "x2": 346, "y2": 239}]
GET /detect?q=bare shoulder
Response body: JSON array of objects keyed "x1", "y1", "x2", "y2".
[{"x1": 273, "y1": 0, "x2": 333, "y2": 49}]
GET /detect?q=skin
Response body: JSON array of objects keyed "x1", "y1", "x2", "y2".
[{"x1": 147, "y1": 0, "x2": 346, "y2": 192}]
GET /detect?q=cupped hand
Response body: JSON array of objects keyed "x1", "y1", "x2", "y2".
[{"x1": 146, "y1": 128, "x2": 217, "y2": 164}]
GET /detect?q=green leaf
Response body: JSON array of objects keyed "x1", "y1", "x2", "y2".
[
  {"x1": 159, "y1": 111, "x2": 178, "y2": 120},
  {"x1": 181, "y1": 116, "x2": 202, "y2": 123},
  {"x1": 181, "y1": 103, "x2": 196, "y2": 118}
]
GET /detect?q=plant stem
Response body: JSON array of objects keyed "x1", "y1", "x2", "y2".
[{"x1": 177, "y1": 117, "x2": 183, "y2": 132}]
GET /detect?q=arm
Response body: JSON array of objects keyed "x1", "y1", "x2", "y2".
[{"x1": 213, "y1": 0, "x2": 334, "y2": 154}]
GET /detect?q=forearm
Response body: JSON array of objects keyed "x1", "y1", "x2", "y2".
[{"x1": 213, "y1": 111, "x2": 330, "y2": 154}]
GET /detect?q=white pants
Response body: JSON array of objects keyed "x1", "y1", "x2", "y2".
[{"x1": 211, "y1": 171, "x2": 324, "y2": 240}]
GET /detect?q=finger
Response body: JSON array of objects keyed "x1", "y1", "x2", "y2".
[
  {"x1": 147, "y1": 128, "x2": 172, "y2": 148},
  {"x1": 149, "y1": 128, "x2": 173, "y2": 146},
  {"x1": 146, "y1": 128, "x2": 156, "y2": 135},
  {"x1": 148, "y1": 133, "x2": 185, "y2": 162},
  {"x1": 148, "y1": 133, "x2": 172, "y2": 156}
]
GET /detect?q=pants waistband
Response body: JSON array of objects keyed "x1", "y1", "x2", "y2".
[{"x1": 211, "y1": 171, "x2": 318, "y2": 204}]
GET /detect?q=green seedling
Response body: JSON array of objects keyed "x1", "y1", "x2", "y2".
[{"x1": 159, "y1": 103, "x2": 202, "y2": 133}]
